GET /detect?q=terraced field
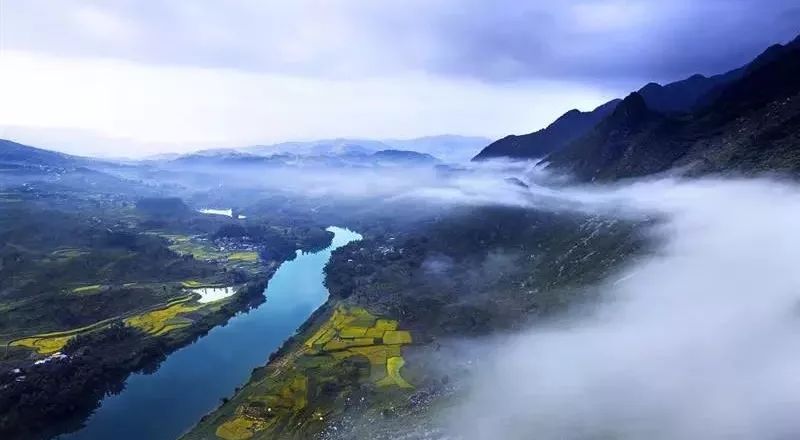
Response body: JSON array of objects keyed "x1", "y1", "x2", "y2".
[{"x1": 184, "y1": 305, "x2": 414, "y2": 440}]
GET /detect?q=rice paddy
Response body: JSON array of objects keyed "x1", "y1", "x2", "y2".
[
  {"x1": 11, "y1": 335, "x2": 73, "y2": 354},
  {"x1": 215, "y1": 416, "x2": 265, "y2": 440},
  {"x1": 377, "y1": 356, "x2": 413, "y2": 389},
  {"x1": 228, "y1": 252, "x2": 259, "y2": 262},
  {"x1": 210, "y1": 305, "x2": 414, "y2": 439},
  {"x1": 124, "y1": 300, "x2": 200, "y2": 335},
  {"x1": 9, "y1": 294, "x2": 204, "y2": 354}
]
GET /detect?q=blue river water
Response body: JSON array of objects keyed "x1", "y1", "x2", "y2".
[{"x1": 58, "y1": 226, "x2": 361, "y2": 440}]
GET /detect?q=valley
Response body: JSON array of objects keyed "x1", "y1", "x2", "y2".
[{"x1": 0, "y1": 21, "x2": 798, "y2": 440}]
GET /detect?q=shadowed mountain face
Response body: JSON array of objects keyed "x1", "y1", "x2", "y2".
[
  {"x1": 547, "y1": 36, "x2": 800, "y2": 181},
  {"x1": 472, "y1": 99, "x2": 621, "y2": 161},
  {"x1": 636, "y1": 70, "x2": 743, "y2": 114},
  {"x1": 475, "y1": 34, "x2": 800, "y2": 166}
]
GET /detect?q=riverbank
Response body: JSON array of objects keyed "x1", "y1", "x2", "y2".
[
  {"x1": 0, "y1": 275, "x2": 272, "y2": 440},
  {"x1": 45, "y1": 227, "x2": 361, "y2": 440}
]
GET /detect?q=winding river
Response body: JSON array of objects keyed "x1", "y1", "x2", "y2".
[{"x1": 58, "y1": 226, "x2": 361, "y2": 440}]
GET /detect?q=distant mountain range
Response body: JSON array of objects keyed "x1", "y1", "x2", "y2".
[
  {"x1": 209, "y1": 135, "x2": 490, "y2": 164},
  {"x1": 1, "y1": 134, "x2": 487, "y2": 172},
  {"x1": 165, "y1": 147, "x2": 439, "y2": 169},
  {"x1": 473, "y1": 34, "x2": 800, "y2": 171}
]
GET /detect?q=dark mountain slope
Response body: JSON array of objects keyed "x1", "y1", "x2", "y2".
[
  {"x1": 476, "y1": 35, "x2": 800, "y2": 164},
  {"x1": 472, "y1": 99, "x2": 620, "y2": 161},
  {"x1": 544, "y1": 93, "x2": 684, "y2": 180},
  {"x1": 637, "y1": 69, "x2": 743, "y2": 114},
  {"x1": 547, "y1": 38, "x2": 800, "y2": 180}
]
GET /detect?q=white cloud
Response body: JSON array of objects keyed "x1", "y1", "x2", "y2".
[
  {"x1": 450, "y1": 177, "x2": 800, "y2": 440},
  {"x1": 71, "y1": 5, "x2": 141, "y2": 43},
  {"x1": 0, "y1": 50, "x2": 616, "y2": 157}
]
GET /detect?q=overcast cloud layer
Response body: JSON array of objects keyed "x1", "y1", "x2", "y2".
[{"x1": 0, "y1": 1, "x2": 797, "y2": 156}]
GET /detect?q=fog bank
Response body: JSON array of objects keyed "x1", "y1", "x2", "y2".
[{"x1": 451, "y1": 177, "x2": 800, "y2": 439}]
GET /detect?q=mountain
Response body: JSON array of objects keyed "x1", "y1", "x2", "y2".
[
  {"x1": 475, "y1": 35, "x2": 800, "y2": 164},
  {"x1": 0, "y1": 139, "x2": 79, "y2": 168},
  {"x1": 244, "y1": 139, "x2": 389, "y2": 157},
  {"x1": 239, "y1": 136, "x2": 487, "y2": 163},
  {"x1": 381, "y1": 135, "x2": 491, "y2": 162},
  {"x1": 544, "y1": 93, "x2": 673, "y2": 180},
  {"x1": 169, "y1": 151, "x2": 278, "y2": 167},
  {"x1": 472, "y1": 69, "x2": 743, "y2": 162},
  {"x1": 472, "y1": 99, "x2": 621, "y2": 161},
  {"x1": 167, "y1": 148, "x2": 440, "y2": 169},
  {"x1": 547, "y1": 35, "x2": 800, "y2": 180},
  {"x1": 636, "y1": 70, "x2": 743, "y2": 114},
  {"x1": 371, "y1": 149, "x2": 439, "y2": 164}
]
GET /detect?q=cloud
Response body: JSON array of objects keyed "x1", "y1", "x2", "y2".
[
  {"x1": 0, "y1": 51, "x2": 614, "y2": 157},
  {"x1": 3, "y1": 1, "x2": 796, "y2": 84},
  {"x1": 1, "y1": 1, "x2": 795, "y2": 154},
  {"x1": 448, "y1": 177, "x2": 800, "y2": 439}
]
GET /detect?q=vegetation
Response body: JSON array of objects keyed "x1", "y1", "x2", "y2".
[
  {"x1": 184, "y1": 305, "x2": 414, "y2": 440},
  {"x1": 10, "y1": 335, "x2": 72, "y2": 355},
  {"x1": 228, "y1": 251, "x2": 259, "y2": 262},
  {"x1": 0, "y1": 174, "x2": 333, "y2": 439},
  {"x1": 124, "y1": 299, "x2": 200, "y2": 336}
]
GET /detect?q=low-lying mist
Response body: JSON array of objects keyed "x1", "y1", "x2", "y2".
[
  {"x1": 157, "y1": 157, "x2": 800, "y2": 439},
  {"x1": 448, "y1": 177, "x2": 800, "y2": 440},
  {"x1": 154, "y1": 158, "x2": 535, "y2": 202}
]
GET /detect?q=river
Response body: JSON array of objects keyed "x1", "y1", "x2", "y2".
[{"x1": 58, "y1": 226, "x2": 361, "y2": 440}]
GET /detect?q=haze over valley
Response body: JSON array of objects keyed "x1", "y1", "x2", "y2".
[{"x1": 2, "y1": 2, "x2": 800, "y2": 440}]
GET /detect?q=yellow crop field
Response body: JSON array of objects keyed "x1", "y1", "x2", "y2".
[
  {"x1": 125, "y1": 301, "x2": 199, "y2": 335},
  {"x1": 382, "y1": 330, "x2": 412, "y2": 345},
  {"x1": 215, "y1": 416, "x2": 262, "y2": 440},
  {"x1": 377, "y1": 356, "x2": 413, "y2": 388},
  {"x1": 228, "y1": 252, "x2": 259, "y2": 262},
  {"x1": 213, "y1": 305, "x2": 414, "y2": 439},
  {"x1": 11, "y1": 335, "x2": 72, "y2": 354}
]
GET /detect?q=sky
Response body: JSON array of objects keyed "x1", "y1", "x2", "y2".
[{"x1": 0, "y1": 0, "x2": 797, "y2": 157}]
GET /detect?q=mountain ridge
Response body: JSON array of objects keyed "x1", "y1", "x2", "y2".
[
  {"x1": 473, "y1": 33, "x2": 800, "y2": 164},
  {"x1": 546, "y1": 35, "x2": 800, "y2": 180},
  {"x1": 472, "y1": 99, "x2": 621, "y2": 161}
]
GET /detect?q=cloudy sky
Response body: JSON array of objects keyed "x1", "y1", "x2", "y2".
[{"x1": 0, "y1": 0, "x2": 797, "y2": 157}]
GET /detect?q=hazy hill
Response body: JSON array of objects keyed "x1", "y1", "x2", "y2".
[
  {"x1": 0, "y1": 139, "x2": 79, "y2": 168},
  {"x1": 381, "y1": 135, "x2": 491, "y2": 162}
]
